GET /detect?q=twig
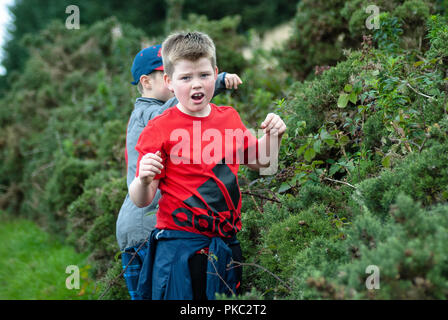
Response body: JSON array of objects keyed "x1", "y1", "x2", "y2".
[
  {"x1": 205, "y1": 251, "x2": 236, "y2": 296},
  {"x1": 241, "y1": 190, "x2": 281, "y2": 203},
  {"x1": 389, "y1": 137, "x2": 428, "y2": 153},
  {"x1": 242, "y1": 180, "x2": 264, "y2": 214},
  {"x1": 267, "y1": 189, "x2": 281, "y2": 203},
  {"x1": 227, "y1": 260, "x2": 293, "y2": 292},
  {"x1": 406, "y1": 83, "x2": 434, "y2": 100},
  {"x1": 419, "y1": 135, "x2": 429, "y2": 153},
  {"x1": 388, "y1": 138, "x2": 421, "y2": 149},
  {"x1": 98, "y1": 238, "x2": 149, "y2": 300},
  {"x1": 322, "y1": 177, "x2": 357, "y2": 189},
  {"x1": 31, "y1": 161, "x2": 55, "y2": 178},
  {"x1": 390, "y1": 121, "x2": 413, "y2": 153}
]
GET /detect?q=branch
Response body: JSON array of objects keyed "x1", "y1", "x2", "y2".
[
  {"x1": 322, "y1": 177, "x2": 357, "y2": 189},
  {"x1": 241, "y1": 190, "x2": 281, "y2": 203},
  {"x1": 419, "y1": 135, "x2": 429, "y2": 153},
  {"x1": 406, "y1": 83, "x2": 434, "y2": 100},
  {"x1": 390, "y1": 121, "x2": 413, "y2": 153},
  {"x1": 98, "y1": 238, "x2": 149, "y2": 300},
  {"x1": 204, "y1": 251, "x2": 236, "y2": 296},
  {"x1": 227, "y1": 260, "x2": 293, "y2": 292}
]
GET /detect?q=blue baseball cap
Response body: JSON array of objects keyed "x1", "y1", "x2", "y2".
[{"x1": 131, "y1": 45, "x2": 164, "y2": 85}]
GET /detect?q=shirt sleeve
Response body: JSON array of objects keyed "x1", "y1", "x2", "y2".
[
  {"x1": 213, "y1": 72, "x2": 227, "y2": 98},
  {"x1": 135, "y1": 121, "x2": 167, "y2": 180},
  {"x1": 231, "y1": 108, "x2": 259, "y2": 164}
]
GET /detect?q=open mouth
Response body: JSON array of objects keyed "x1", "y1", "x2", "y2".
[{"x1": 191, "y1": 92, "x2": 205, "y2": 102}]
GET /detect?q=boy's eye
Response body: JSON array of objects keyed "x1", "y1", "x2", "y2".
[
  {"x1": 181, "y1": 76, "x2": 191, "y2": 80},
  {"x1": 201, "y1": 73, "x2": 210, "y2": 78}
]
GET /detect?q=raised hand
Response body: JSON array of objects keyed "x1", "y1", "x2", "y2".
[
  {"x1": 260, "y1": 113, "x2": 286, "y2": 137},
  {"x1": 224, "y1": 73, "x2": 243, "y2": 90}
]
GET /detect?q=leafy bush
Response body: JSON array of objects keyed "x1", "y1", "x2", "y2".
[
  {"x1": 276, "y1": 0, "x2": 438, "y2": 80},
  {"x1": 295, "y1": 193, "x2": 448, "y2": 299},
  {"x1": 67, "y1": 171, "x2": 127, "y2": 278},
  {"x1": 237, "y1": 4, "x2": 448, "y2": 299},
  {"x1": 356, "y1": 142, "x2": 448, "y2": 220}
]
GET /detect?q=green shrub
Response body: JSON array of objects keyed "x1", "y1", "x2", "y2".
[
  {"x1": 67, "y1": 171, "x2": 127, "y2": 278},
  {"x1": 96, "y1": 259, "x2": 130, "y2": 300},
  {"x1": 298, "y1": 194, "x2": 448, "y2": 299},
  {"x1": 42, "y1": 156, "x2": 98, "y2": 236},
  {"x1": 277, "y1": 0, "x2": 437, "y2": 80},
  {"x1": 356, "y1": 142, "x2": 448, "y2": 219}
]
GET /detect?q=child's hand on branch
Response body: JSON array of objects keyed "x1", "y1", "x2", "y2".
[
  {"x1": 260, "y1": 113, "x2": 286, "y2": 137},
  {"x1": 224, "y1": 73, "x2": 243, "y2": 89},
  {"x1": 138, "y1": 151, "x2": 163, "y2": 185}
]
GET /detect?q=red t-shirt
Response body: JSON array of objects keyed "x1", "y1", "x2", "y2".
[{"x1": 135, "y1": 104, "x2": 258, "y2": 238}]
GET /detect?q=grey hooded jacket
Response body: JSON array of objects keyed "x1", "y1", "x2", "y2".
[{"x1": 116, "y1": 73, "x2": 228, "y2": 251}]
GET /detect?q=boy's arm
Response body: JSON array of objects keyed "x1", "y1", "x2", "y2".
[
  {"x1": 213, "y1": 72, "x2": 242, "y2": 97},
  {"x1": 129, "y1": 177, "x2": 160, "y2": 208},
  {"x1": 246, "y1": 113, "x2": 286, "y2": 171}
]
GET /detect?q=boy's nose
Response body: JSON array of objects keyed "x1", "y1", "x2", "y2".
[{"x1": 191, "y1": 77, "x2": 202, "y2": 89}]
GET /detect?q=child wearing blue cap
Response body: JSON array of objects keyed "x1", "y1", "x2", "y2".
[{"x1": 116, "y1": 44, "x2": 242, "y2": 300}]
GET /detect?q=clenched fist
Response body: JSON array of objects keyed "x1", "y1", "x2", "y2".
[{"x1": 138, "y1": 151, "x2": 164, "y2": 185}]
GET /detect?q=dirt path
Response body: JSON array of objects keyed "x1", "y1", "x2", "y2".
[{"x1": 242, "y1": 21, "x2": 293, "y2": 60}]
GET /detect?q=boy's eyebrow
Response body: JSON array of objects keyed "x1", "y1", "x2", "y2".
[
  {"x1": 177, "y1": 72, "x2": 192, "y2": 76},
  {"x1": 177, "y1": 70, "x2": 212, "y2": 76}
]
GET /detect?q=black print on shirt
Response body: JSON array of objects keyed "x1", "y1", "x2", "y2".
[{"x1": 171, "y1": 162, "x2": 240, "y2": 237}]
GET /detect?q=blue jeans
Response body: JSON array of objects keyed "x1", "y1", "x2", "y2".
[{"x1": 121, "y1": 241, "x2": 149, "y2": 300}]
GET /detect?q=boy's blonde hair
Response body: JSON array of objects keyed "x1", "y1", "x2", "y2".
[{"x1": 161, "y1": 31, "x2": 216, "y2": 77}]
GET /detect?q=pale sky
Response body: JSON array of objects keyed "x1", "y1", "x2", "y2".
[{"x1": 0, "y1": 0, "x2": 14, "y2": 75}]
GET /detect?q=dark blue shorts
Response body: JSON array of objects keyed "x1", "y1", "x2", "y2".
[{"x1": 121, "y1": 241, "x2": 149, "y2": 300}]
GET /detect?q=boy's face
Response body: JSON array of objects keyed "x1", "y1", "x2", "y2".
[
  {"x1": 164, "y1": 57, "x2": 218, "y2": 117},
  {"x1": 149, "y1": 71, "x2": 174, "y2": 102}
]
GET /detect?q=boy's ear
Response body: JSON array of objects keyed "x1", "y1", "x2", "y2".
[
  {"x1": 164, "y1": 73, "x2": 174, "y2": 92},
  {"x1": 214, "y1": 66, "x2": 218, "y2": 80},
  {"x1": 140, "y1": 74, "x2": 152, "y2": 90}
]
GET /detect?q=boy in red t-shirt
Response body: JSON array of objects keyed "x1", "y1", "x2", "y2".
[{"x1": 129, "y1": 31, "x2": 286, "y2": 300}]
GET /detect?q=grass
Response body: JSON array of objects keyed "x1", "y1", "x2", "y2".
[{"x1": 0, "y1": 212, "x2": 99, "y2": 299}]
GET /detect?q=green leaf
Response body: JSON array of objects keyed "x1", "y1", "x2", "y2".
[
  {"x1": 320, "y1": 129, "x2": 332, "y2": 140},
  {"x1": 329, "y1": 164, "x2": 341, "y2": 176},
  {"x1": 296, "y1": 144, "x2": 308, "y2": 157},
  {"x1": 413, "y1": 60, "x2": 425, "y2": 67},
  {"x1": 382, "y1": 155, "x2": 391, "y2": 168},
  {"x1": 114, "y1": 250, "x2": 122, "y2": 262},
  {"x1": 339, "y1": 135, "x2": 349, "y2": 146},
  {"x1": 338, "y1": 93, "x2": 349, "y2": 108},
  {"x1": 304, "y1": 148, "x2": 316, "y2": 162},
  {"x1": 313, "y1": 140, "x2": 322, "y2": 153},
  {"x1": 344, "y1": 84, "x2": 353, "y2": 93},
  {"x1": 324, "y1": 138, "x2": 335, "y2": 147},
  {"x1": 278, "y1": 182, "x2": 292, "y2": 193},
  {"x1": 349, "y1": 91, "x2": 357, "y2": 104}
]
